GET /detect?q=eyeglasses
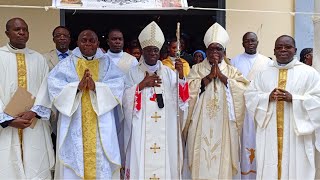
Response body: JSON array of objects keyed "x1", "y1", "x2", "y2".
[
  {"x1": 144, "y1": 47, "x2": 160, "y2": 54},
  {"x1": 54, "y1": 33, "x2": 70, "y2": 38},
  {"x1": 207, "y1": 47, "x2": 224, "y2": 52},
  {"x1": 275, "y1": 45, "x2": 295, "y2": 50}
]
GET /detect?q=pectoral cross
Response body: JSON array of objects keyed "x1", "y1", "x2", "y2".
[
  {"x1": 149, "y1": 174, "x2": 160, "y2": 180},
  {"x1": 150, "y1": 143, "x2": 160, "y2": 153},
  {"x1": 151, "y1": 112, "x2": 161, "y2": 122}
]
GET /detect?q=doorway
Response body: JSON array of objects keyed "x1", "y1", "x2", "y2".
[{"x1": 62, "y1": 0, "x2": 225, "y2": 53}]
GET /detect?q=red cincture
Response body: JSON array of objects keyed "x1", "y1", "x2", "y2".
[
  {"x1": 179, "y1": 82, "x2": 190, "y2": 102},
  {"x1": 134, "y1": 86, "x2": 142, "y2": 111}
]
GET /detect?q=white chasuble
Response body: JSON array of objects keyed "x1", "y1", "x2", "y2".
[
  {"x1": 0, "y1": 44, "x2": 54, "y2": 179},
  {"x1": 245, "y1": 58, "x2": 320, "y2": 180},
  {"x1": 123, "y1": 60, "x2": 188, "y2": 180},
  {"x1": 197, "y1": 79, "x2": 226, "y2": 178},
  {"x1": 48, "y1": 48, "x2": 124, "y2": 179},
  {"x1": 144, "y1": 85, "x2": 166, "y2": 179},
  {"x1": 186, "y1": 59, "x2": 248, "y2": 179}
]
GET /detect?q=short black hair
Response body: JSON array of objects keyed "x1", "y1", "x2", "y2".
[
  {"x1": 52, "y1": 26, "x2": 70, "y2": 37},
  {"x1": 242, "y1": 32, "x2": 258, "y2": 41},
  {"x1": 6, "y1": 17, "x2": 26, "y2": 31},
  {"x1": 107, "y1": 28, "x2": 122, "y2": 38},
  {"x1": 276, "y1": 35, "x2": 296, "y2": 47},
  {"x1": 299, "y1": 48, "x2": 313, "y2": 63},
  {"x1": 78, "y1": 29, "x2": 98, "y2": 41},
  {"x1": 167, "y1": 37, "x2": 179, "y2": 47}
]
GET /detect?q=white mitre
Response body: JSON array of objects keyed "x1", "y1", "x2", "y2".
[
  {"x1": 138, "y1": 21, "x2": 165, "y2": 49},
  {"x1": 203, "y1": 22, "x2": 230, "y2": 49}
]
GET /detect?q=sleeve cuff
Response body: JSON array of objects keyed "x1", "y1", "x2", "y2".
[
  {"x1": 199, "y1": 79, "x2": 206, "y2": 96},
  {"x1": 0, "y1": 112, "x2": 14, "y2": 123},
  {"x1": 31, "y1": 105, "x2": 51, "y2": 120},
  {"x1": 0, "y1": 120, "x2": 13, "y2": 128},
  {"x1": 178, "y1": 78, "x2": 186, "y2": 85}
]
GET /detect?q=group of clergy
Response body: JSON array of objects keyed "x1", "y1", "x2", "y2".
[{"x1": 1, "y1": 16, "x2": 320, "y2": 180}]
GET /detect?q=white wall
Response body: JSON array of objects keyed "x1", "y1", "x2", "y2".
[
  {"x1": 0, "y1": 7, "x2": 60, "y2": 53},
  {"x1": 226, "y1": 0, "x2": 294, "y2": 59}
]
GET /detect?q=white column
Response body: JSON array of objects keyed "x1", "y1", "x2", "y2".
[
  {"x1": 312, "y1": 0, "x2": 320, "y2": 71},
  {"x1": 314, "y1": 3, "x2": 320, "y2": 180}
]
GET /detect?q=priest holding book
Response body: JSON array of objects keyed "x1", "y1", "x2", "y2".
[{"x1": 0, "y1": 18, "x2": 55, "y2": 179}]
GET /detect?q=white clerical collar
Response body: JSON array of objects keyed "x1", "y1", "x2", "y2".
[
  {"x1": 7, "y1": 43, "x2": 28, "y2": 54},
  {"x1": 143, "y1": 60, "x2": 159, "y2": 73},
  {"x1": 274, "y1": 57, "x2": 298, "y2": 69},
  {"x1": 72, "y1": 47, "x2": 104, "y2": 60},
  {"x1": 82, "y1": 55, "x2": 95, "y2": 60},
  {"x1": 107, "y1": 50, "x2": 123, "y2": 58}
]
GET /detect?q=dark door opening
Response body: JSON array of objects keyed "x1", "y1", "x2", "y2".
[{"x1": 62, "y1": 0, "x2": 225, "y2": 54}]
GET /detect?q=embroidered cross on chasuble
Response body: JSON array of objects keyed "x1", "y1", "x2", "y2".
[
  {"x1": 76, "y1": 58, "x2": 99, "y2": 179},
  {"x1": 151, "y1": 112, "x2": 161, "y2": 122},
  {"x1": 144, "y1": 85, "x2": 166, "y2": 179}
]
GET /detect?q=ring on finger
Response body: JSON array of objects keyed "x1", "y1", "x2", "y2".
[{"x1": 155, "y1": 80, "x2": 158, "y2": 83}]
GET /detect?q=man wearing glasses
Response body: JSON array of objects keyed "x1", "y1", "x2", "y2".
[
  {"x1": 245, "y1": 35, "x2": 320, "y2": 179},
  {"x1": 44, "y1": 26, "x2": 72, "y2": 71},
  {"x1": 185, "y1": 22, "x2": 249, "y2": 179},
  {"x1": 43, "y1": 26, "x2": 72, "y2": 154}
]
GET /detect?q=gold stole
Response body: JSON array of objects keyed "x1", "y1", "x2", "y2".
[
  {"x1": 76, "y1": 59, "x2": 99, "y2": 179},
  {"x1": 277, "y1": 69, "x2": 287, "y2": 179},
  {"x1": 16, "y1": 53, "x2": 27, "y2": 157}
]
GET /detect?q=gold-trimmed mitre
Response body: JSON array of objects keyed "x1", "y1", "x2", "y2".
[
  {"x1": 203, "y1": 22, "x2": 230, "y2": 49},
  {"x1": 138, "y1": 21, "x2": 165, "y2": 49}
]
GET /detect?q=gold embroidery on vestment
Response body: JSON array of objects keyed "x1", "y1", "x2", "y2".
[
  {"x1": 150, "y1": 143, "x2": 161, "y2": 153},
  {"x1": 151, "y1": 112, "x2": 161, "y2": 122},
  {"x1": 16, "y1": 53, "x2": 27, "y2": 160},
  {"x1": 202, "y1": 129, "x2": 221, "y2": 170},
  {"x1": 276, "y1": 69, "x2": 287, "y2": 179},
  {"x1": 76, "y1": 59, "x2": 99, "y2": 179}
]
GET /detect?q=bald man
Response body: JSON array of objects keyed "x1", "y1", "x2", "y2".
[
  {"x1": 0, "y1": 17, "x2": 54, "y2": 179},
  {"x1": 48, "y1": 30, "x2": 124, "y2": 179}
]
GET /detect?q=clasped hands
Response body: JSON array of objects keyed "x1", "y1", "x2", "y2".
[
  {"x1": 204, "y1": 60, "x2": 228, "y2": 86},
  {"x1": 269, "y1": 88, "x2": 292, "y2": 102},
  {"x1": 9, "y1": 111, "x2": 37, "y2": 129},
  {"x1": 78, "y1": 69, "x2": 95, "y2": 91}
]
